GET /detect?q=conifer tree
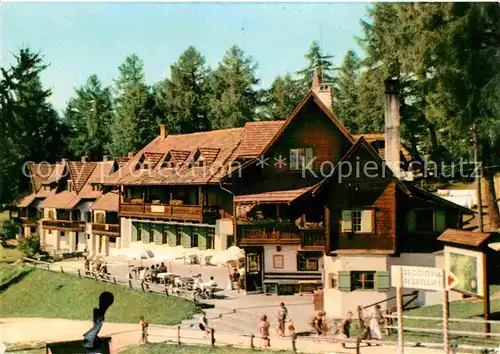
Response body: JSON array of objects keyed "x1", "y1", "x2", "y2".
[{"x1": 261, "y1": 73, "x2": 302, "y2": 121}]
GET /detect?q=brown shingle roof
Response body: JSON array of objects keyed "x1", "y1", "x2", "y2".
[
  {"x1": 237, "y1": 121, "x2": 286, "y2": 158},
  {"x1": 39, "y1": 190, "x2": 78, "y2": 209},
  {"x1": 44, "y1": 163, "x2": 67, "y2": 184},
  {"x1": 438, "y1": 229, "x2": 494, "y2": 247},
  {"x1": 14, "y1": 193, "x2": 36, "y2": 208},
  {"x1": 68, "y1": 161, "x2": 97, "y2": 193},
  {"x1": 28, "y1": 163, "x2": 54, "y2": 192},
  {"x1": 90, "y1": 191, "x2": 119, "y2": 212},
  {"x1": 234, "y1": 186, "x2": 316, "y2": 204},
  {"x1": 353, "y1": 133, "x2": 413, "y2": 162}
]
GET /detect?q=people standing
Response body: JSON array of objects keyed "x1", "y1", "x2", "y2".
[
  {"x1": 259, "y1": 314, "x2": 270, "y2": 348},
  {"x1": 276, "y1": 302, "x2": 288, "y2": 337},
  {"x1": 338, "y1": 311, "x2": 353, "y2": 348},
  {"x1": 369, "y1": 305, "x2": 383, "y2": 340},
  {"x1": 139, "y1": 316, "x2": 149, "y2": 344}
]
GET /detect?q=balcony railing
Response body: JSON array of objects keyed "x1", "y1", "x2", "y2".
[
  {"x1": 120, "y1": 202, "x2": 219, "y2": 223},
  {"x1": 18, "y1": 217, "x2": 39, "y2": 226},
  {"x1": 238, "y1": 221, "x2": 326, "y2": 249},
  {"x1": 42, "y1": 219, "x2": 86, "y2": 231},
  {"x1": 92, "y1": 223, "x2": 120, "y2": 236}
]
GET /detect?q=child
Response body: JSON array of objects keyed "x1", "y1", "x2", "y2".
[
  {"x1": 338, "y1": 311, "x2": 353, "y2": 348},
  {"x1": 199, "y1": 311, "x2": 211, "y2": 336},
  {"x1": 287, "y1": 319, "x2": 296, "y2": 337},
  {"x1": 139, "y1": 316, "x2": 149, "y2": 344},
  {"x1": 259, "y1": 314, "x2": 270, "y2": 348}
]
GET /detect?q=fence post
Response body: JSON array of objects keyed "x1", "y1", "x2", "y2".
[
  {"x1": 113, "y1": 277, "x2": 116, "y2": 285},
  {"x1": 210, "y1": 328, "x2": 215, "y2": 347},
  {"x1": 129, "y1": 279, "x2": 133, "y2": 289},
  {"x1": 77, "y1": 269, "x2": 81, "y2": 278},
  {"x1": 60, "y1": 266, "x2": 64, "y2": 273},
  {"x1": 355, "y1": 337, "x2": 361, "y2": 354},
  {"x1": 141, "y1": 282, "x2": 145, "y2": 292},
  {"x1": 165, "y1": 287, "x2": 169, "y2": 297},
  {"x1": 291, "y1": 333, "x2": 297, "y2": 353},
  {"x1": 94, "y1": 273, "x2": 98, "y2": 281},
  {"x1": 177, "y1": 326, "x2": 181, "y2": 345},
  {"x1": 250, "y1": 334, "x2": 254, "y2": 349}
]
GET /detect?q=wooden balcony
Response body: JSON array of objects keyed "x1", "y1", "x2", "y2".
[
  {"x1": 42, "y1": 219, "x2": 86, "y2": 231},
  {"x1": 18, "y1": 217, "x2": 39, "y2": 227},
  {"x1": 92, "y1": 223, "x2": 120, "y2": 237},
  {"x1": 119, "y1": 202, "x2": 218, "y2": 223},
  {"x1": 238, "y1": 222, "x2": 326, "y2": 249},
  {"x1": 336, "y1": 233, "x2": 394, "y2": 252}
]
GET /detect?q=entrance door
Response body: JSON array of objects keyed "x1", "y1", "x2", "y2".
[{"x1": 245, "y1": 248, "x2": 263, "y2": 292}]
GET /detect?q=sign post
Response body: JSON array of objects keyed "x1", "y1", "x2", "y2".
[
  {"x1": 396, "y1": 267, "x2": 404, "y2": 354},
  {"x1": 442, "y1": 271, "x2": 449, "y2": 354}
]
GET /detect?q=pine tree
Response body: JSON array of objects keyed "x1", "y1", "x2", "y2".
[
  {"x1": 297, "y1": 41, "x2": 335, "y2": 91},
  {"x1": 207, "y1": 46, "x2": 259, "y2": 129},
  {"x1": 335, "y1": 50, "x2": 361, "y2": 132},
  {"x1": 109, "y1": 54, "x2": 157, "y2": 157},
  {"x1": 155, "y1": 47, "x2": 210, "y2": 134},
  {"x1": 261, "y1": 73, "x2": 302, "y2": 121},
  {"x1": 64, "y1": 75, "x2": 113, "y2": 161},
  {"x1": 0, "y1": 48, "x2": 66, "y2": 204}
]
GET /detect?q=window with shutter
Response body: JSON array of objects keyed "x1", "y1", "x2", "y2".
[
  {"x1": 435, "y1": 210, "x2": 446, "y2": 232},
  {"x1": 341, "y1": 210, "x2": 352, "y2": 232},
  {"x1": 305, "y1": 148, "x2": 314, "y2": 168},
  {"x1": 375, "y1": 271, "x2": 390, "y2": 292},
  {"x1": 338, "y1": 271, "x2": 352, "y2": 292}
]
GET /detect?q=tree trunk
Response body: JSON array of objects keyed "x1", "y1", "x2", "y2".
[{"x1": 482, "y1": 167, "x2": 500, "y2": 230}]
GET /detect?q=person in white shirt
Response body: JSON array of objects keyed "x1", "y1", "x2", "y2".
[{"x1": 207, "y1": 276, "x2": 217, "y2": 288}]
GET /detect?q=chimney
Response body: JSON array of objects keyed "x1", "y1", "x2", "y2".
[
  {"x1": 103, "y1": 155, "x2": 109, "y2": 162},
  {"x1": 128, "y1": 152, "x2": 135, "y2": 158},
  {"x1": 311, "y1": 71, "x2": 333, "y2": 112},
  {"x1": 81, "y1": 156, "x2": 87, "y2": 163},
  {"x1": 384, "y1": 78, "x2": 401, "y2": 178},
  {"x1": 159, "y1": 124, "x2": 167, "y2": 139}
]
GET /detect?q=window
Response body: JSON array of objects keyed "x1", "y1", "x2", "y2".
[
  {"x1": 407, "y1": 210, "x2": 446, "y2": 233},
  {"x1": 191, "y1": 151, "x2": 206, "y2": 167},
  {"x1": 43, "y1": 185, "x2": 51, "y2": 191},
  {"x1": 95, "y1": 212, "x2": 105, "y2": 224},
  {"x1": 191, "y1": 233, "x2": 199, "y2": 248},
  {"x1": 92, "y1": 184, "x2": 102, "y2": 191},
  {"x1": 341, "y1": 210, "x2": 374, "y2": 233},
  {"x1": 206, "y1": 229, "x2": 214, "y2": 249},
  {"x1": 297, "y1": 252, "x2": 320, "y2": 271},
  {"x1": 351, "y1": 271, "x2": 375, "y2": 290},
  {"x1": 85, "y1": 212, "x2": 92, "y2": 223},
  {"x1": 48, "y1": 210, "x2": 55, "y2": 220},
  {"x1": 329, "y1": 273, "x2": 338, "y2": 289},
  {"x1": 67, "y1": 180, "x2": 73, "y2": 191},
  {"x1": 273, "y1": 255, "x2": 284, "y2": 269},
  {"x1": 176, "y1": 227, "x2": 182, "y2": 246},
  {"x1": 289, "y1": 148, "x2": 313, "y2": 170},
  {"x1": 87, "y1": 234, "x2": 90, "y2": 240},
  {"x1": 60, "y1": 231, "x2": 66, "y2": 237},
  {"x1": 110, "y1": 237, "x2": 116, "y2": 243}
]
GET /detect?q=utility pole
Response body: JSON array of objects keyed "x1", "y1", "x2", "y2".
[{"x1": 472, "y1": 123, "x2": 484, "y2": 232}]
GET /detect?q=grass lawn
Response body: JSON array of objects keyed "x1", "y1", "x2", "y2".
[
  {"x1": 0, "y1": 245, "x2": 23, "y2": 263},
  {"x1": 0, "y1": 266, "x2": 197, "y2": 325},
  {"x1": 121, "y1": 344, "x2": 289, "y2": 354},
  {"x1": 0, "y1": 262, "x2": 30, "y2": 286},
  {"x1": 382, "y1": 285, "x2": 500, "y2": 347}
]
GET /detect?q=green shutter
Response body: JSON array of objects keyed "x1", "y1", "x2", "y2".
[
  {"x1": 153, "y1": 224, "x2": 164, "y2": 245},
  {"x1": 182, "y1": 226, "x2": 191, "y2": 248},
  {"x1": 406, "y1": 210, "x2": 416, "y2": 232},
  {"x1": 166, "y1": 225, "x2": 176, "y2": 246},
  {"x1": 131, "y1": 222, "x2": 138, "y2": 242},
  {"x1": 435, "y1": 210, "x2": 446, "y2": 233},
  {"x1": 375, "y1": 271, "x2": 390, "y2": 292},
  {"x1": 338, "y1": 271, "x2": 352, "y2": 292},
  {"x1": 341, "y1": 211, "x2": 352, "y2": 232},
  {"x1": 196, "y1": 227, "x2": 207, "y2": 250},
  {"x1": 141, "y1": 223, "x2": 151, "y2": 243}
]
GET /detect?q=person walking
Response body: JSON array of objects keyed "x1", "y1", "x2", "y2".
[
  {"x1": 276, "y1": 302, "x2": 288, "y2": 337},
  {"x1": 139, "y1": 316, "x2": 149, "y2": 344},
  {"x1": 198, "y1": 311, "x2": 211, "y2": 336},
  {"x1": 338, "y1": 311, "x2": 353, "y2": 348},
  {"x1": 259, "y1": 314, "x2": 270, "y2": 348}
]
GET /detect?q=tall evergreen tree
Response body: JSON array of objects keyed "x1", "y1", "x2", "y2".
[
  {"x1": 109, "y1": 54, "x2": 157, "y2": 156},
  {"x1": 64, "y1": 75, "x2": 113, "y2": 161},
  {"x1": 261, "y1": 73, "x2": 302, "y2": 121},
  {"x1": 297, "y1": 41, "x2": 335, "y2": 91},
  {"x1": 335, "y1": 50, "x2": 361, "y2": 132},
  {"x1": 0, "y1": 48, "x2": 65, "y2": 204},
  {"x1": 155, "y1": 47, "x2": 210, "y2": 133},
  {"x1": 207, "y1": 46, "x2": 260, "y2": 129}
]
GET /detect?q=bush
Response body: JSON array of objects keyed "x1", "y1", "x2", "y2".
[
  {"x1": 0, "y1": 219, "x2": 19, "y2": 246},
  {"x1": 19, "y1": 236, "x2": 41, "y2": 258}
]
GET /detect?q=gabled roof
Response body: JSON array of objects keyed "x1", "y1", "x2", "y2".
[
  {"x1": 67, "y1": 161, "x2": 97, "y2": 193},
  {"x1": 28, "y1": 163, "x2": 55, "y2": 192},
  {"x1": 237, "y1": 121, "x2": 286, "y2": 158},
  {"x1": 353, "y1": 133, "x2": 413, "y2": 162},
  {"x1": 13, "y1": 193, "x2": 37, "y2": 208},
  {"x1": 234, "y1": 184, "x2": 321, "y2": 204},
  {"x1": 90, "y1": 190, "x2": 119, "y2": 212},
  {"x1": 43, "y1": 163, "x2": 67, "y2": 185}
]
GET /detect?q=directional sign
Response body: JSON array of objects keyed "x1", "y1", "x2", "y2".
[
  {"x1": 444, "y1": 246, "x2": 485, "y2": 297},
  {"x1": 391, "y1": 265, "x2": 444, "y2": 291}
]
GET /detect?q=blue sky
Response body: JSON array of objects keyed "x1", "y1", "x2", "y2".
[{"x1": 2, "y1": 2, "x2": 369, "y2": 112}]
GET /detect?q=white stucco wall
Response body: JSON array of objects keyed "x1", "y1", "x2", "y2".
[
  {"x1": 323, "y1": 252, "x2": 462, "y2": 319},
  {"x1": 215, "y1": 219, "x2": 233, "y2": 251},
  {"x1": 264, "y1": 245, "x2": 299, "y2": 273},
  {"x1": 120, "y1": 217, "x2": 132, "y2": 248}
]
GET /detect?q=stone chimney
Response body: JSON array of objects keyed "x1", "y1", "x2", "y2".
[
  {"x1": 159, "y1": 124, "x2": 167, "y2": 139},
  {"x1": 128, "y1": 152, "x2": 135, "y2": 158},
  {"x1": 103, "y1": 155, "x2": 109, "y2": 162},
  {"x1": 384, "y1": 78, "x2": 401, "y2": 178},
  {"x1": 311, "y1": 71, "x2": 333, "y2": 112},
  {"x1": 81, "y1": 156, "x2": 87, "y2": 163}
]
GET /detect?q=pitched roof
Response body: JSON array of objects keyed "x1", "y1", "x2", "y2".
[
  {"x1": 89, "y1": 191, "x2": 119, "y2": 212},
  {"x1": 43, "y1": 163, "x2": 67, "y2": 185},
  {"x1": 13, "y1": 193, "x2": 37, "y2": 208},
  {"x1": 237, "y1": 121, "x2": 286, "y2": 158},
  {"x1": 438, "y1": 229, "x2": 495, "y2": 247},
  {"x1": 68, "y1": 161, "x2": 97, "y2": 193},
  {"x1": 353, "y1": 133, "x2": 413, "y2": 162},
  {"x1": 39, "y1": 190, "x2": 78, "y2": 209},
  {"x1": 28, "y1": 163, "x2": 54, "y2": 192},
  {"x1": 403, "y1": 182, "x2": 474, "y2": 214},
  {"x1": 234, "y1": 185, "x2": 317, "y2": 204}
]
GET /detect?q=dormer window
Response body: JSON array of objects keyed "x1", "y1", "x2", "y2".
[
  {"x1": 67, "y1": 180, "x2": 74, "y2": 191},
  {"x1": 191, "y1": 150, "x2": 206, "y2": 167},
  {"x1": 92, "y1": 184, "x2": 102, "y2": 192},
  {"x1": 161, "y1": 152, "x2": 178, "y2": 169},
  {"x1": 43, "y1": 185, "x2": 51, "y2": 191}
]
